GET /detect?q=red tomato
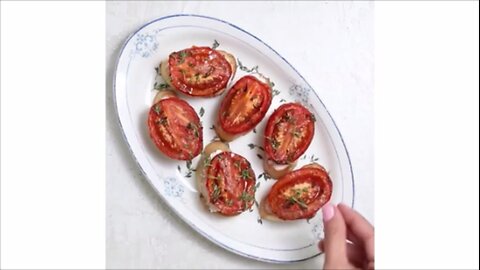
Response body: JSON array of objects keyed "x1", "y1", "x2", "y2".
[
  {"x1": 147, "y1": 97, "x2": 203, "y2": 160},
  {"x1": 218, "y1": 75, "x2": 272, "y2": 134},
  {"x1": 264, "y1": 103, "x2": 315, "y2": 164},
  {"x1": 267, "y1": 165, "x2": 332, "y2": 220},
  {"x1": 168, "y1": 46, "x2": 232, "y2": 97},
  {"x1": 204, "y1": 152, "x2": 256, "y2": 216}
]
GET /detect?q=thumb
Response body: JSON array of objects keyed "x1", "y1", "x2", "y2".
[{"x1": 322, "y1": 203, "x2": 348, "y2": 268}]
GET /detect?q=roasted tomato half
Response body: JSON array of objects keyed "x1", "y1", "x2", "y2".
[
  {"x1": 218, "y1": 75, "x2": 272, "y2": 134},
  {"x1": 147, "y1": 97, "x2": 203, "y2": 160},
  {"x1": 204, "y1": 152, "x2": 256, "y2": 216},
  {"x1": 264, "y1": 103, "x2": 315, "y2": 164},
  {"x1": 267, "y1": 164, "x2": 332, "y2": 220},
  {"x1": 168, "y1": 46, "x2": 232, "y2": 97}
]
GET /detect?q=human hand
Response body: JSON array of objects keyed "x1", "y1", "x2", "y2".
[{"x1": 319, "y1": 203, "x2": 374, "y2": 269}]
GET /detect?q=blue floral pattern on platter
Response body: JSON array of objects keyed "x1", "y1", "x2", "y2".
[
  {"x1": 311, "y1": 223, "x2": 325, "y2": 240},
  {"x1": 132, "y1": 32, "x2": 158, "y2": 58},
  {"x1": 289, "y1": 84, "x2": 314, "y2": 110},
  {"x1": 163, "y1": 177, "x2": 184, "y2": 197}
]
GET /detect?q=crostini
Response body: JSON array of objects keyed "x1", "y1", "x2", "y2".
[
  {"x1": 147, "y1": 90, "x2": 203, "y2": 160},
  {"x1": 215, "y1": 75, "x2": 272, "y2": 141},
  {"x1": 159, "y1": 46, "x2": 236, "y2": 97},
  {"x1": 263, "y1": 103, "x2": 315, "y2": 178},
  {"x1": 260, "y1": 163, "x2": 332, "y2": 221},
  {"x1": 196, "y1": 141, "x2": 257, "y2": 216}
]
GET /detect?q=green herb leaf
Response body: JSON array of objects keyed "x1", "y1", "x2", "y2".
[
  {"x1": 241, "y1": 169, "x2": 251, "y2": 180},
  {"x1": 280, "y1": 98, "x2": 286, "y2": 103},
  {"x1": 248, "y1": 143, "x2": 264, "y2": 151},
  {"x1": 178, "y1": 51, "x2": 188, "y2": 64},
  {"x1": 256, "y1": 154, "x2": 263, "y2": 160},
  {"x1": 237, "y1": 59, "x2": 259, "y2": 73},
  {"x1": 254, "y1": 182, "x2": 261, "y2": 192},
  {"x1": 203, "y1": 155, "x2": 212, "y2": 167},
  {"x1": 287, "y1": 196, "x2": 308, "y2": 209},
  {"x1": 212, "y1": 39, "x2": 220, "y2": 49},
  {"x1": 199, "y1": 107, "x2": 205, "y2": 117},
  {"x1": 154, "y1": 83, "x2": 170, "y2": 90},
  {"x1": 239, "y1": 191, "x2": 254, "y2": 210},
  {"x1": 272, "y1": 89, "x2": 280, "y2": 97},
  {"x1": 310, "y1": 113, "x2": 316, "y2": 122},
  {"x1": 258, "y1": 172, "x2": 272, "y2": 181},
  {"x1": 239, "y1": 191, "x2": 254, "y2": 202},
  {"x1": 268, "y1": 137, "x2": 280, "y2": 150},
  {"x1": 212, "y1": 184, "x2": 221, "y2": 201},
  {"x1": 257, "y1": 217, "x2": 263, "y2": 224}
]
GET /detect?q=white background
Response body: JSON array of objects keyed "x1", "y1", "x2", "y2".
[
  {"x1": 106, "y1": 2, "x2": 372, "y2": 269},
  {"x1": 1, "y1": 1, "x2": 478, "y2": 269}
]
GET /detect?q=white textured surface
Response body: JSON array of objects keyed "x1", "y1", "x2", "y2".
[{"x1": 106, "y1": 1, "x2": 373, "y2": 269}]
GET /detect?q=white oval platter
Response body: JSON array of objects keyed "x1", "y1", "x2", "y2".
[{"x1": 113, "y1": 14, "x2": 355, "y2": 263}]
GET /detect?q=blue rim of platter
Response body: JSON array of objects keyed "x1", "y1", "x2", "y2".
[{"x1": 112, "y1": 14, "x2": 355, "y2": 264}]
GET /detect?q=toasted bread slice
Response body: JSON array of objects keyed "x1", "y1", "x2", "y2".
[
  {"x1": 159, "y1": 59, "x2": 172, "y2": 86},
  {"x1": 263, "y1": 159, "x2": 298, "y2": 179},
  {"x1": 259, "y1": 196, "x2": 284, "y2": 222},
  {"x1": 214, "y1": 121, "x2": 240, "y2": 142},
  {"x1": 152, "y1": 89, "x2": 176, "y2": 104}
]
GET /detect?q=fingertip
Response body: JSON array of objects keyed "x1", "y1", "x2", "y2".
[
  {"x1": 337, "y1": 202, "x2": 351, "y2": 210},
  {"x1": 318, "y1": 239, "x2": 324, "y2": 252},
  {"x1": 322, "y1": 203, "x2": 335, "y2": 222},
  {"x1": 322, "y1": 204, "x2": 347, "y2": 262}
]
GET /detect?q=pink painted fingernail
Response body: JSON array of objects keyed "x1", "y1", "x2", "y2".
[{"x1": 322, "y1": 203, "x2": 335, "y2": 222}]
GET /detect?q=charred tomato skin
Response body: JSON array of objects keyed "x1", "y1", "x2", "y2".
[
  {"x1": 218, "y1": 75, "x2": 272, "y2": 135},
  {"x1": 204, "y1": 152, "x2": 256, "y2": 216},
  {"x1": 267, "y1": 165, "x2": 332, "y2": 220},
  {"x1": 264, "y1": 103, "x2": 315, "y2": 164},
  {"x1": 168, "y1": 46, "x2": 232, "y2": 97},
  {"x1": 147, "y1": 97, "x2": 203, "y2": 160}
]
